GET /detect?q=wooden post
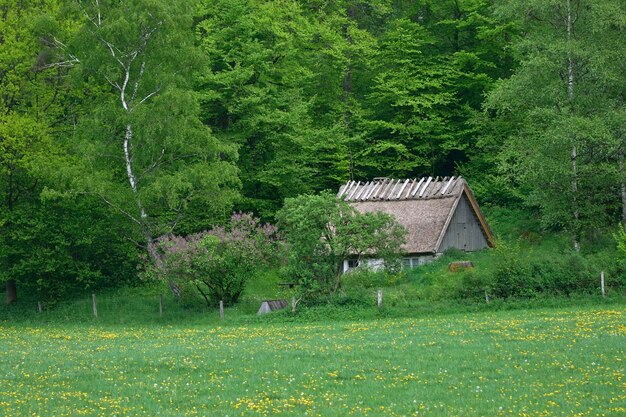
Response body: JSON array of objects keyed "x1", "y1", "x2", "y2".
[
  {"x1": 600, "y1": 271, "x2": 605, "y2": 297},
  {"x1": 219, "y1": 300, "x2": 224, "y2": 320},
  {"x1": 291, "y1": 296, "x2": 296, "y2": 313},
  {"x1": 6, "y1": 280, "x2": 17, "y2": 304},
  {"x1": 38, "y1": 302, "x2": 43, "y2": 313},
  {"x1": 377, "y1": 289, "x2": 383, "y2": 308},
  {"x1": 92, "y1": 293, "x2": 98, "y2": 319},
  {"x1": 159, "y1": 294, "x2": 163, "y2": 317},
  {"x1": 484, "y1": 289, "x2": 490, "y2": 303}
]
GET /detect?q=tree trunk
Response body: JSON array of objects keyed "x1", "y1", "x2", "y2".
[
  {"x1": 566, "y1": 0, "x2": 580, "y2": 252},
  {"x1": 619, "y1": 150, "x2": 626, "y2": 231},
  {"x1": 6, "y1": 280, "x2": 17, "y2": 304},
  {"x1": 123, "y1": 123, "x2": 150, "y2": 242},
  {"x1": 124, "y1": 123, "x2": 180, "y2": 297}
]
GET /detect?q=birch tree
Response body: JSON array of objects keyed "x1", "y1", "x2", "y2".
[
  {"x1": 66, "y1": 1, "x2": 239, "y2": 260},
  {"x1": 486, "y1": 0, "x2": 622, "y2": 249}
]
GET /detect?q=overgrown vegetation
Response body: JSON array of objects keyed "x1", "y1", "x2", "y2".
[
  {"x1": 1, "y1": 1, "x2": 625, "y2": 308},
  {"x1": 277, "y1": 192, "x2": 406, "y2": 301},
  {"x1": 143, "y1": 213, "x2": 283, "y2": 307},
  {"x1": 334, "y1": 209, "x2": 626, "y2": 307}
]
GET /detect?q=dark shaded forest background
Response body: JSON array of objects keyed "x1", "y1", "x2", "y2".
[{"x1": 1, "y1": 0, "x2": 625, "y2": 300}]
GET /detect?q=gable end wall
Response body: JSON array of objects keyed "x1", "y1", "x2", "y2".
[{"x1": 438, "y1": 194, "x2": 488, "y2": 253}]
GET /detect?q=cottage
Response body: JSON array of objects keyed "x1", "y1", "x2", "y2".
[{"x1": 337, "y1": 176, "x2": 494, "y2": 272}]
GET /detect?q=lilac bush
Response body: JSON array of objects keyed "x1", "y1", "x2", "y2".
[{"x1": 145, "y1": 213, "x2": 284, "y2": 306}]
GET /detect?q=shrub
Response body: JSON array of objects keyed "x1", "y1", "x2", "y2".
[
  {"x1": 342, "y1": 268, "x2": 403, "y2": 290},
  {"x1": 144, "y1": 213, "x2": 284, "y2": 307},
  {"x1": 488, "y1": 242, "x2": 609, "y2": 299},
  {"x1": 277, "y1": 192, "x2": 406, "y2": 299}
]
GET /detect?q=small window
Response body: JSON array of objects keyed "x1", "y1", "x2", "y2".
[
  {"x1": 402, "y1": 258, "x2": 411, "y2": 269},
  {"x1": 347, "y1": 259, "x2": 359, "y2": 269}
]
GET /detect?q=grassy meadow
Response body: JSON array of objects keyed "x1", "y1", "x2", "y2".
[{"x1": 1, "y1": 302, "x2": 625, "y2": 417}]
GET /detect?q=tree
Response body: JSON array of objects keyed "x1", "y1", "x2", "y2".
[
  {"x1": 277, "y1": 192, "x2": 406, "y2": 297},
  {"x1": 363, "y1": 18, "x2": 460, "y2": 177},
  {"x1": 145, "y1": 213, "x2": 284, "y2": 307},
  {"x1": 0, "y1": 0, "x2": 77, "y2": 301},
  {"x1": 486, "y1": 0, "x2": 625, "y2": 249},
  {"x1": 195, "y1": 0, "x2": 316, "y2": 219},
  {"x1": 62, "y1": 0, "x2": 240, "y2": 259}
]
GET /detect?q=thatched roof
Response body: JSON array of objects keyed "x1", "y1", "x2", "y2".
[{"x1": 337, "y1": 176, "x2": 494, "y2": 254}]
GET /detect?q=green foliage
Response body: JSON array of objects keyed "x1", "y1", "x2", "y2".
[
  {"x1": 0, "y1": 197, "x2": 138, "y2": 302},
  {"x1": 1, "y1": 0, "x2": 625, "y2": 308},
  {"x1": 65, "y1": 0, "x2": 240, "y2": 240},
  {"x1": 342, "y1": 268, "x2": 402, "y2": 290},
  {"x1": 277, "y1": 192, "x2": 406, "y2": 298},
  {"x1": 144, "y1": 213, "x2": 284, "y2": 306},
  {"x1": 613, "y1": 225, "x2": 626, "y2": 262},
  {"x1": 485, "y1": 0, "x2": 626, "y2": 248},
  {"x1": 489, "y1": 246, "x2": 605, "y2": 299},
  {"x1": 196, "y1": 0, "x2": 317, "y2": 219}
]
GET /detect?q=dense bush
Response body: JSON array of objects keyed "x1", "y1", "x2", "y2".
[
  {"x1": 277, "y1": 192, "x2": 406, "y2": 299},
  {"x1": 489, "y1": 244, "x2": 600, "y2": 299},
  {"x1": 144, "y1": 213, "x2": 284, "y2": 307},
  {"x1": 342, "y1": 268, "x2": 404, "y2": 290},
  {"x1": 401, "y1": 238, "x2": 625, "y2": 303},
  {"x1": 0, "y1": 197, "x2": 138, "y2": 303}
]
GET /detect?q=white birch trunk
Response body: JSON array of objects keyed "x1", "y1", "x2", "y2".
[{"x1": 123, "y1": 123, "x2": 150, "y2": 242}]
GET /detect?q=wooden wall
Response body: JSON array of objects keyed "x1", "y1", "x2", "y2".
[{"x1": 438, "y1": 194, "x2": 488, "y2": 253}]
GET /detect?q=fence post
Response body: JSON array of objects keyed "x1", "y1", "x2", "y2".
[
  {"x1": 601, "y1": 271, "x2": 606, "y2": 297},
  {"x1": 38, "y1": 302, "x2": 43, "y2": 313},
  {"x1": 291, "y1": 297, "x2": 296, "y2": 313},
  {"x1": 219, "y1": 300, "x2": 224, "y2": 320},
  {"x1": 377, "y1": 289, "x2": 383, "y2": 308},
  {"x1": 92, "y1": 293, "x2": 98, "y2": 319},
  {"x1": 159, "y1": 294, "x2": 163, "y2": 317},
  {"x1": 484, "y1": 289, "x2": 490, "y2": 303}
]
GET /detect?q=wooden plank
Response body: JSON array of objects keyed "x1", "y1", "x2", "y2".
[
  {"x1": 364, "y1": 181, "x2": 380, "y2": 200},
  {"x1": 353, "y1": 181, "x2": 369, "y2": 200},
  {"x1": 601, "y1": 271, "x2": 606, "y2": 297},
  {"x1": 386, "y1": 179, "x2": 401, "y2": 200},
  {"x1": 337, "y1": 182, "x2": 349, "y2": 198},
  {"x1": 368, "y1": 180, "x2": 382, "y2": 199},
  {"x1": 419, "y1": 176, "x2": 433, "y2": 197},
  {"x1": 338, "y1": 180, "x2": 353, "y2": 198},
  {"x1": 433, "y1": 192, "x2": 462, "y2": 253},
  {"x1": 462, "y1": 184, "x2": 495, "y2": 247},
  {"x1": 378, "y1": 179, "x2": 395, "y2": 200},
  {"x1": 440, "y1": 176, "x2": 455, "y2": 195},
  {"x1": 405, "y1": 179, "x2": 417, "y2": 198},
  {"x1": 395, "y1": 179, "x2": 410, "y2": 199},
  {"x1": 347, "y1": 181, "x2": 361, "y2": 200},
  {"x1": 92, "y1": 294, "x2": 98, "y2": 319},
  {"x1": 410, "y1": 177, "x2": 426, "y2": 197}
]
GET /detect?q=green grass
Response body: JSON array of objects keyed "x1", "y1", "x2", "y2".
[
  {"x1": 1, "y1": 208, "x2": 624, "y2": 416},
  {"x1": 1, "y1": 301, "x2": 625, "y2": 417}
]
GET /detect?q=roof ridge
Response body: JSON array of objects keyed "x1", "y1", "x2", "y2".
[{"x1": 338, "y1": 176, "x2": 464, "y2": 202}]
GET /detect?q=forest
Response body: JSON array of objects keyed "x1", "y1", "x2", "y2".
[{"x1": 1, "y1": 0, "x2": 625, "y2": 302}]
